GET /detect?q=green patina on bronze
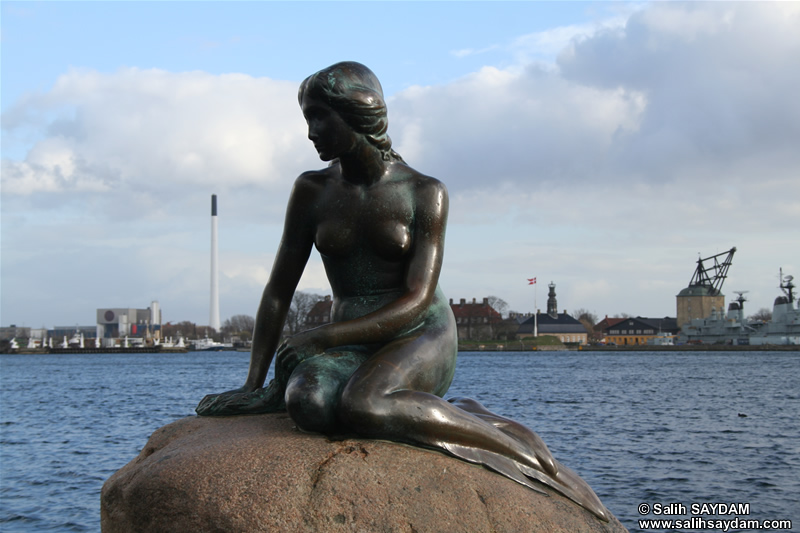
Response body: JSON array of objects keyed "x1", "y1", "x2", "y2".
[{"x1": 196, "y1": 61, "x2": 609, "y2": 522}]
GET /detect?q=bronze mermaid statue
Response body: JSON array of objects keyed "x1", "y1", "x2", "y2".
[{"x1": 196, "y1": 61, "x2": 608, "y2": 521}]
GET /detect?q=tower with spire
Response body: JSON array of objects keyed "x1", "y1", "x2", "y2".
[
  {"x1": 517, "y1": 281, "x2": 589, "y2": 344},
  {"x1": 547, "y1": 282, "x2": 558, "y2": 319}
]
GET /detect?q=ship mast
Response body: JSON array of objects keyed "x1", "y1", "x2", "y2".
[{"x1": 779, "y1": 268, "x2": 795, "y2": 304}]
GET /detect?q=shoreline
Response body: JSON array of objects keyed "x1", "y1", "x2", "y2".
[
  {"x1": 459, "y1": 343, "x2": 799, "y2": 352},
  {"x1": 5, "y1": 346, "x2": 188, "y2": 355},
  {"x1": 580, "y1": 344, "x2": 799, "y2": 352},
  {"x1": 4, "y1": 344, "x2": 798, "y2": 356}
]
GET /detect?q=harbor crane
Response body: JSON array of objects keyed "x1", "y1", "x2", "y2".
[{"x1": 687, "y1": 247, "x2": 736, "y2": 295}]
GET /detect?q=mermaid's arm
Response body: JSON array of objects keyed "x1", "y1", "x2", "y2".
[
  {"x1": 196, "y1": 174, "x2": 319, "y2": 416},
  {"x1": 244, "y1": 175, "x2": 321, "y2": 389}
]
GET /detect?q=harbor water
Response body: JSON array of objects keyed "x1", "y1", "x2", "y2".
[{"x1": 1, "y1": 350, "x2": 798, "y2": 531}]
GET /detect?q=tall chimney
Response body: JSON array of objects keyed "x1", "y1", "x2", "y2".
[{"x1": 210, "y1": 194, "x2": 221, "y2": 331}]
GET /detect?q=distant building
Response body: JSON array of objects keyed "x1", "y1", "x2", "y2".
[
  {"x1": 508, "y1": 312, "x2": 534, "y2": 323},
  {"x1": 676, "y1": 248, "x2": 736, "y2": 328},
  {"x1": 593, "y1": 316, "x2": 625, "y2": 343},
  {"x1": 676, "y1": 286, "x2": 725, "y2": 329},
  {"x1": 96, "y1": 301, "x2": 161, "y2": 339},
  {"x1": 516, "y1": 283, "x2": 589, "y2": 345},
  {"x1": 51, "y1": 325, "x2": 97, "y2": 340},
  {"x1": 546, "y1": 282, "x2": 559, "y2": 318},
  {"x1": 449, "y1": 298, "x2": 503, "y2": 341},
  {"x1": 28, "y1": 328, "x2": 48, "y2": 341},
  {"x1": 1, "y1": 325, "x2": 96, "y2": 342},
  {"x1": 604, "y1": 317, "x2": 679, "y2": 346},
  {"x1": 517, "y1": 313, "x2": 589, "y2": 344},
  {"x1": 305, "y1": 295, "x2": 333, "y2": 327},
  {"x1": 0, "y1": 325, "x2": 31, "y2": 341}
]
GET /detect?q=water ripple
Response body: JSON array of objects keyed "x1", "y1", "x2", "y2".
[{"x1": 1, "y1": 350, "x2": 798, "y2": 531}]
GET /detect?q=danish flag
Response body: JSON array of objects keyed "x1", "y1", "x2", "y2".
[{"x1": 528, "y1": 278, "x2": 537, "y2": 285}]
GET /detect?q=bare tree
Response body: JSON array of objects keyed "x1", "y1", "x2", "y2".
[
  {"x1": 162, "y1": 321, "x2": 198, "y2": 340},
  {"x1": 486, "y1": 295, "x2": 509, "y2": 318},
  {"x1": 572, "y1": 308, "x2": 598, "y2": 334},
  {"x1": 222, "y1": 314, "x2": 256, "y2": 341},
  {"x1": 572, "y1": 308, "x2": 598, "y2": 326},
  {"x1": 285, "y1": 291, "x2": 325, "y2": 336},
  {"x1": 748, "y1": 307, "x2": 772, "y2": 323}
]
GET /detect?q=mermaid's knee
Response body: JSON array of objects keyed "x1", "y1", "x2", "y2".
[
  {"x1": 285, "y1": 350, "x2": 367, "y2": 433},
  {"x1": 337, "y1": 384, "x2": 364, "y2": 429},
  {"x1": 338, "y1": 384, "x2": 393, "y2": 434},
  {"x1": 286, "y1": 377, "x2": 337, "y2": 433}
]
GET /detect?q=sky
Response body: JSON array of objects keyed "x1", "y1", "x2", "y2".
[{"x1": 2, "y1": 1, "x2": 799, "y2": 329}]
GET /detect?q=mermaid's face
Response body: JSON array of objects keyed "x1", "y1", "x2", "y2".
[{"x1": 301, "y1": 95, "x2": 359, "y2": 161}]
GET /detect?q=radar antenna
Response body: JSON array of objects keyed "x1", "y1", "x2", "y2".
[
  {"x1": 688, "y1": 247, "x2": 736, "y2": 295},
  {"x1": 779, "y1": 268, "x2": 795, "y2": 303},
  {"x1": 733, "y1": 290, "x2": 748, "y2": 310}
]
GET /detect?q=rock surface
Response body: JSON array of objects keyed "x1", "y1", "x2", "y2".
[{"x1": 101, "y1": 414, "x2": 628, "y2": 532}]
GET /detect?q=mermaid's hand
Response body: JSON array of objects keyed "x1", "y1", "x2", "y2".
[
  {"x1": 195, "y1": 380, "x2": 286, "y2": 416},
  {"x1": 275, "y1": 331, "x2": 325, "y2": 378}
]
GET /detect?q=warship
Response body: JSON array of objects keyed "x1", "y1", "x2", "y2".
[
  {"x1": 681, "y1": 269, "x2": 799, "y2": 345},
  {"x1": 749, "y1": 269, "x2": 799, "y2": 345}
]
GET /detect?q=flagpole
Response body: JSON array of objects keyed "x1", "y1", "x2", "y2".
[
  {"x1": 534, "y1": 282, "x2": 538, "y2": 338},
  {"x1": 528, "y1": 277, "x2": 538, "y2": 337}
]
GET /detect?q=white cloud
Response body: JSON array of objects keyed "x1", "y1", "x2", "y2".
[
  {"x1": 391, "y1": 65, "x2": 646, "y2": 189},
  {"x1": 450, "y1": 44, "x2": 500, "y2": 59},
  {"x1": 510, "y1": 11, "x2": 634, "y2": 65},
  {"x1": 558, "y1": 2, "x2": 800, "y2": 182},
  {"x1": 2, "y1": 2, "x2": 799, "y2": 327},
  {"x1": 2, "y1": 68, "x2": 315, "y2": 198},
  {"x1": 451, "y1": 6, "x2": 638, "y2": 66},
  {"x1": 637, "y1": 3, "x2": 736, "y2": 43}
]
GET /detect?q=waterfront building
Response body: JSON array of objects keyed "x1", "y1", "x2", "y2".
[
  {"x1": 516, "y1": 284, "x2": 589, "y2": 345},
  {"x1": 517, "y1": 312, "x2": 589, "y2": 345},
  {"x1": 676, "y1": 286, "x2": 725, "y2": 329},
  {"x1": 0, "y1": 325, "x2": 31, "y2": 341},
  {"x1": 593, "y1": 316, "x2": 625, "y2": 343},
  {"x1": 449, "y1": 298, "x2": 503, "y2": 341},
  {"x1": 96, "y1": 301, "x2": 161, "y2": 340},
  {"x1": 676, "y1": 248, "x2": 735, "y2": 328},
  {"x1": 1, "y1": 326, "x2": 67, "y2": 343},
  {"x1": 604, "y1": 317, "x2": 679, "y2": 346},
  {"x1": 51, "y1": 325, "x2": 97, "y2": 340}
]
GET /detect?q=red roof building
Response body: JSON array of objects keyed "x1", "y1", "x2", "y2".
[
  {"x1": 305, "y1": 295, "x2": 333, "y2": 327},
  {"x1": 449, "y1": 297, "x2": 503, "y2": 341},
  {"x1": 592, "y1": 316, "x2": 625, "y2": 343}
]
